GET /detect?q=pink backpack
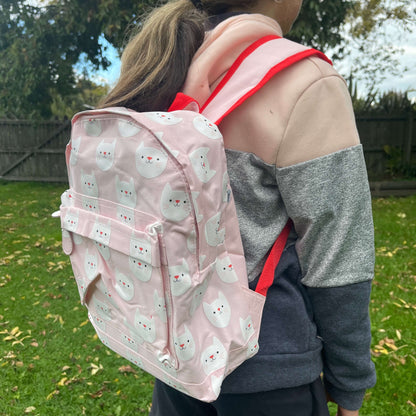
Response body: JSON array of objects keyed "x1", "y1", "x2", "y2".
[{"x1": 58, "y1": 37, "x2": 329, "y2": 402}]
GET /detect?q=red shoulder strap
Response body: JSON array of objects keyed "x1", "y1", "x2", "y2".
[
  {"x1": 255, "y1": 220, "x2": 292, "y2": 297},
  {"x1": 201, "y1": 35, "x2": 331, "y2": 125}
]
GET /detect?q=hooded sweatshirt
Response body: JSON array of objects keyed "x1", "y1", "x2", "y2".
[{"x1": 182, "y1": 14, "x2": 376, "y2": 411}]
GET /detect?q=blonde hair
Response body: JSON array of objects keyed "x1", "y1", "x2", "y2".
[{"x1": 99, "y1": 0, "x2": 255, "y2": 111}]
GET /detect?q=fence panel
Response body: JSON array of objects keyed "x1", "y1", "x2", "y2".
[{"x1": 0, "y1": 115, "x2": 415, "y2": 183}]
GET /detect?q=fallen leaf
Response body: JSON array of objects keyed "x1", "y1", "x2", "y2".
[{"x1": 24, "y1": 407, "x2": 36, "y2": 413}]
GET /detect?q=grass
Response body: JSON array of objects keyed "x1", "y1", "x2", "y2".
[{"x1": 0, "y1": 182, "x2": 415, "y2": 415}]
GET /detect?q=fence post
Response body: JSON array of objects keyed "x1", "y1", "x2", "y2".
[{"x1": 403, "y1": 112, "x2": 413, "y2": 165}]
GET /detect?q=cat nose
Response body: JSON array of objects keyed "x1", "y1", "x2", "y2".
[
  {"x1": 210, "y1": 355, "x2": 214, "y2": 359},
  {"x1": 147, "y1": 157, "x2": 152, "y2": 161},
  {"x1": 180, "y1": 344, "x2": 184, "y2": 348},
  {"x1": 174, "y1": 275, "x2": 179, "y2": 280}
]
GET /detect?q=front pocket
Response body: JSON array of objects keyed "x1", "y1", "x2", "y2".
[{"x1": 60, "y1": 204, "x2": 178, "y2": 369}]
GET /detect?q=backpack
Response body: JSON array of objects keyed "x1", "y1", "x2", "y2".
[{"x1": 58, "y1": 36, "x2": 330, "y2": 402}]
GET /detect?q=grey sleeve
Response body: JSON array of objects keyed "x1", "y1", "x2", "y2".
[
  {"x1": 275, "y1": 145, "x2": 376, "y2": 409},
  {"x1": 275, "y1": 144, "x2": 374, "y2": 288}
]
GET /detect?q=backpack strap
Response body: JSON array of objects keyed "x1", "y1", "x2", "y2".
[
  {"x1": 201, "y1": 35, "x2": 331, "y2": 125},
  {"x1": 254, "y1": 220, "x2": 292, "y2": 297}
]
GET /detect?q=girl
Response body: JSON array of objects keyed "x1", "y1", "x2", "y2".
[{"x1": 100, "y1": 1, "x2": 376, "y2": 415}]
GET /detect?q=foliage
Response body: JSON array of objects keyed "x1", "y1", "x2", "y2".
[
  {"x1": 1, "y1": 182, "x2": 416, "y2": 415},
  {"x1": 50, "y1": 78, "x2": 110, "y2": 119}
]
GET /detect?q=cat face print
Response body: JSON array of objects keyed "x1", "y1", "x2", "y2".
[
  {"x1": 160, "y1": 183, "x2": 190, "y2": 222},
  {"x1": 247, "y1": 338, "x2": 259, "y2": 357},
  {"x1": 153, "y1": 290, "x2": 168, "y2": 323},
  {"x1": 190, "y1": 278, "x2": 209, "y2": 316},
  {"x1": 129, "y1": 257, "x2": 152, "y2": 282},
  {"x1": 222, "y1": 172, "x2": 231, "y2": 203},
  {"x1": 93, "y1": 296, "x2": 112, "y2": 321},
  {"x1": 240, "y1": 315, "x2": 255, "y2": 342},
  {"x1": 201, "y1": 337, "x2": 227, "y2": 375},
  {"x1": 93, "y1": 240, "x2": 111, "y2": 261},
  {"x1": 118, "y1": 119, "x2": 141, "y2": 137},
  {"x1": 81, "y1": 170, "x2": 99, "y2": 197},
  {"x1": 84, "y1": 249, "x2": 98, "y2": 281},
  {"x1": 189, "y1": 147, "x2": 216, "y2": 183},
  {"x1": 82, "y1": 197, "x2": 100, "y2": 213},
  {"x1": 174, "y1": 325, "x2": 195, "y2": 362},
  {"x1": 116, "y1": 176, "x2": 137, "y2": 208},
  {"x1": 90, "y1": 313, "x2": 106, "y2": 332},
  {"x1": 193, "y1": 115, "x2": 222, "y2": 140},
  {"x1": 134, "y1": 310, "x2": 156, "y2": 343},
  {"x1": 117, "y1": 206, "x2": 135, "y2": 226},
  {"x1": 83, "y1": 118, "x2": 102, "y2": 136},
  {"x1": 90, "y1": 218, "x2": 111, "y2": 246},
  {"x1": 121, "y1": 331, "x2": 143, "y2": 350},
  {"x1": 115, "y1": 270, "x2": 135, "y2": 301},
  {"x1": 135, "y1": 142, "x2": 168, "y2": 179},
  {"x1": 70, "y1": 136, "x2": 81, "y2": 166},
  {"x1": 203, "y1": 291, "x2": 231, "y2": 328},
  {"x1": 169, "y1": 259, "x2": 192, "y2": 297},
  {"x1": 64, "y1": 210, "x2": 79, "y2": 232},
  {"x1": 205, "y1": 212, "x2": 225, "y2": 247},
  {"x1": 126, "y1": 352, "x2": 145, "y2": 369},
  {"x1": 96, "y1": 140, "x2": 116, "y2": 171},
  {"x1": 129, "y1": 235, "x2": 152, "y2": 264},
  {"x1": 215, "y1": 256, "x2": 238, "y2": 284},
  {"x1": 145, "y1": 112, "x2": 183, "y2": 125}
]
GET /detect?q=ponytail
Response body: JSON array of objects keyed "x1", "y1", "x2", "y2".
[
  {"x1": 99, "y1": 0, "x2": 256, "y2": 111},
  {"x1": 99, "y1": 0, "x2": 205, "y2": 111}
]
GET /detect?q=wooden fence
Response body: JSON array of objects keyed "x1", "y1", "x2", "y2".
[{"x1": 0, "y1": 114, "x2": 415, "y2": 186}]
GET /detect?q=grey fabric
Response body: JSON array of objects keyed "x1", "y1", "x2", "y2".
[{"x1": 275, "y1": 145, "x2": 375, "y2": 287}]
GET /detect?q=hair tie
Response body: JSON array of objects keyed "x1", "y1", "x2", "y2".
[{"x1": 190, "y1": 0, "x2": 204, "y2": 11}]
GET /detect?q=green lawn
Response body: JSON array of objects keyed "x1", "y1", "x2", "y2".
[{"x1": 0, "y1": 182, "x2": 415, "y2": 416}]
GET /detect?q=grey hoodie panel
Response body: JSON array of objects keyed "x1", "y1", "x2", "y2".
[{"x1": 275, "y1": 145, "x2": 375, "y2": 287}]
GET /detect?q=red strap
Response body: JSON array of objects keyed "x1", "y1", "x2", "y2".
[{"x1": 255, "y1": 220, "x2": 292, "y2": 297}]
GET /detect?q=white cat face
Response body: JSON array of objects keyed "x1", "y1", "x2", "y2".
[
  {"x1": 201, "y1": 337, "x2": 227, "y2": 375},
  {"x1": 190, "y1": 278, "x2": 209, "y2": 316},
  {"x1": 82, "y1": 197, "x2": 100, "y2": 213},
  {"x1": 222, "y1": 171, "x2": 231, "y2": 203},
  {"x1": 70, "y1": 136, "x2": 81, "y2": 166},
  {"x1": 134, "y1": 310, "x2": 156, "y2": 343},
  {"x1": 94, "y1": 240, "x2": 111, "y2": 261},
  {"x1": 84, "y1": 249, "x2": 98, "y2": 281},
  {"x1": 190, "y1": 147, "x2": 216, "y2": 183},
  {"x1": 116, "y1": 176, "x2": 137, "y2": 208},
  {"x1": 93, "y1": 296, "x2": 112, "y2": 321},
  {"x1": 169, "y1": 259, "x2": 192, "y2": 297},
  {"x1": 205, "y1": 212, "x2": 225, "y2": 247},
  {"x1": 129, "y1": 236, "x2": 152, "y2": 264},
  {"x1": 160, "y1": 183, "x2": 190, "y2": 222},
  {"x1": 193, "y1": 115, "x2": 222, "y2": 140},
  {"x1": 215, "y1": 256, "x2": 238, "y2": 284},
  {"x1": 117, "y1": 206, "x2": 135, "y2": 226},
  {"x1": 64, "y1": 210, "x2": 79, "y2": 232},
  {"x1": 129, "y1": 257, "x2": 152, "y2": 282},
  {"x1": 126, "y1": 352, "x2": 145, "y2": 369},
  {"x1": 247, "y1": 338, "x2": 259, "y2": 357},
  {"x1": 203, "y1": 291, "x2": 231, "y2": 328},
  {"x1": 145, "y1": 112, "x2": 183, "y2": 125},
  {"x1": 91, "y1": 313, "x2": 106, "y2": 332},
  {"x1": 174, "y1": 325, "x2": 195, "y2": 362},
  {"x1": 240, "y1": 315, "x2": 255, "y2": 342},
  {"x1": 115, "y1": 270, "x2": 135, "y2": 301},
  {"x1": 153, "y1": 290, "x2": 168, "y2": 323},
  {"x1": 81, "y1": 170, "x2": 99, "y2": 197},
  {"x1": 118, "y1": 119, "x2": 141, "y2": 137},
  {"x1": 90, "y1": 219, "x2": 111, "y2": 245},
  {"x1": 83, "y1": 118, "x2": 102, "y2": 136},
  {"x1": 135, "y1": 142, "x2": 168, "y2": 179},
  {"x1": 96, "y1": 140, "x2": 116, "y2": 171},
  {"x1": 121, "y1": 332, "x2": 143, "y2": 350}
]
